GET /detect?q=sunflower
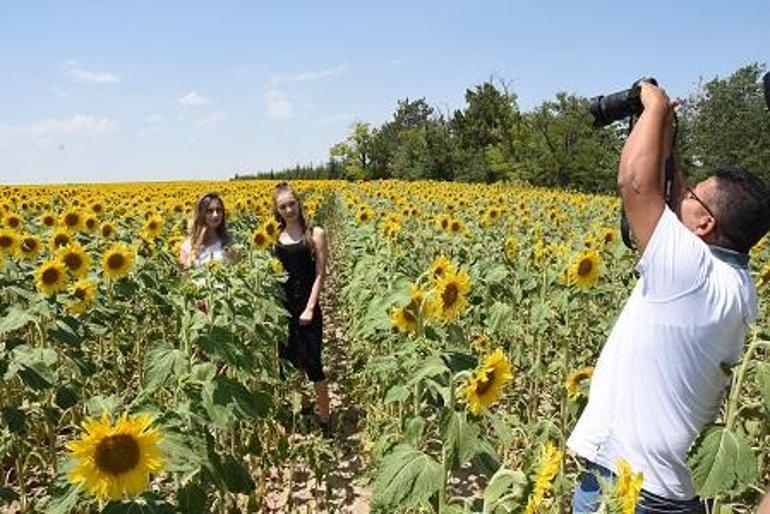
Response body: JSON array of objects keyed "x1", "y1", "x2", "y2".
[
  {"x1": 567, "y1": 249, "x2": 601, "y2": 289},
  {"x1": 524, "y1": 442, "x2": 563, "y2": 514},
  {"x1": 435, "y1": 213, "x2": 451, "y2": 231},
  {"x1": 50, "y1": 228, "x2": 74, "y2": 251},
  {"x1": 614, "y1": 459, "x2": 644, "y2": 514},
  {"x1": 462, "y1": 348, "x2": 513, "y2": 415},
  {"x1": 61, "y1": 209, "x2": 83, "y2": 231},
  {"x1": 504, "y1": 236, "x2": 518, "y2": 261},
  {"x1": 565, "y1": 366, "x2": 594, "y2": 401},
  {"x1": 428, "y1": 268, "x2": 470, "y2": 322},
  {"x1": 428, "y1": 255, "x2": 455, "y2": 282},
  {"x1": 3, "y1": 213, "x2": 23, "y2": 231},
  {"x1": 67, "y1": 278, "x2": 97, "y2": 314},
  {"x1": 67, "y1": 413, "x2": 164, "y2": 501},
  {"x1": 269, "y1": 257, "x2": 284, "y2": 275},
  {"x1": 141, "y1": 216, "x2": 163, "y2": 240},
  {"x1": 448, "y1": 218, "x2": 466, "y2": 236},
  {"x1": 0, "y1": 229, "x2": 19, "y2": 256},
  {"x1": 252, "y1": 229, "x2": 271, "y2": 250},
  {"x1": 390, "y1": 285, "x2": 424, "y2": 334},
  {"x1": 83, "y1": 215, "x2": 99, "y2": 234},
  {"x1": 471, "y1": 334, "x2": 490, "y2": 354},
  {"x1": 57, "y1": 243, "x2": 91, "y2": 278},
  {"x1": 100, "y1": 222, "x2": 116, "y2": 239},
  {"x1": 101, "y1": 243, "x2": 135, "y2": 279},
  {"x1": 35, "y1": 258, "x2": 69, "y2": 295},
  {"x1": 18, "y1": 234, "x2": 42, "y2": 261},
  {"x1": 40, "y1": 212, "x2": 57, "y2": 228},
  {"x1": 262, "y1": 219, "x2": 279, "y2": 238}
]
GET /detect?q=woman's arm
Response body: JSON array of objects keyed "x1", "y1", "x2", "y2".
[
  {"x1": 179, "y1": 238, "x2": 193, "y2": 269},
  {"x1": 299, "y1": 227, "x2": 328, "y2": 325}
]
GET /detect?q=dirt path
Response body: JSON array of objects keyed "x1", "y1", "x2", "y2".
[{"x1": 262, "y1": 234, "x2": 372, "y2": 513}]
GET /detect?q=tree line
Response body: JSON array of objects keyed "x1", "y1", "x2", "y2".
[{"x1": 234, "y1": 63, "x2": 770, "y2": 193}]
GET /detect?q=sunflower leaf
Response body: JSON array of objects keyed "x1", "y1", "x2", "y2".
[
  {"x1": 482, "y1": 466, "x2": 527, "y2": 512},
  {"x1": 372, "y1": 443, "x2": 443, "y2": 510},
  {"x1": 143, "y1": 345, "x2": 188, "y2": 392},
  {"x1": 756, "y1": 362, "x2": 770, "y2": 413},
  {"x1": 688, "y1": 425, "x2": 758, "y2": 497},
  {"x1": 0, "y1": 307, "x2": 36, "y2": 334},
  {"x1": 440, "y1": 409, "x2": 480, "y2": 471}
]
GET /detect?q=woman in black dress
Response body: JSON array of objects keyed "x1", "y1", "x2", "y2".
[{"x1": 272, "y1": 183, "x2": 330, "y2": 434}]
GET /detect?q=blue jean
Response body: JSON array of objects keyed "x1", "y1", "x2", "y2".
[{"x1": 573, "y1": 461, "x2": 706, "y2": 513}]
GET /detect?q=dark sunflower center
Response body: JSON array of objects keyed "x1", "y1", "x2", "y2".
[
  {"x1": 577, "y1": 259, "x2": 593, "y2": 277},
  {"x1": 148, "y1": 222, "x2": 157, "y2": 230},
  {"x1": 64, "y1": 214, "x2": 79, "y2": 227},
  {"x1": 254, "y1": 233, "x2": 266, "y2": 245},
  {"x1": 8, "y1": 218, "x2": 20, "y2": 228},
  {"x1": 0, "y1": 235, "x2": 13, "y2": 248},
  {"x1": 22, "y1": 238, "x2": 37, "y2": 252},
  {"x1": 265, "y1": 224, "x2": 275, "y2": 236},
  {"x1": 604, "y1": 232, "x2": 614, "y2": 243},
  {"x1": 475, "y1": 369, "x2": 496, "y2": 396},
  {"x1": 54, "y1": 235, "x2": 70, "y2": 247},
  {"x1": 442, "y1": 283, "x2": 459, "y2": 307},
  {"x1": 64, "y1": 253, "x2": 83, "y2": 270},
  {"x1": 360, "y1": 213, "x2": 368, "y2": 221},
  {"x1": 441, "y1": 219, "x2": 449, "y2": 229},
  {"x1": 86, "y1": 219, "x2": 96, "y2": 229},
  {"x1": 94, "y1": 434, "x2": 141, "y2": 475},
  {"x1": 44, "y1": 216, "x2": 55, "y2": 226},
  {"x1": 74, "y1": 287, "x2": 88, "y2": 300},
  {"x1": 451, "y1": 222, "x2": 461, "y2": 232},
  {"x1": 107, "y1": 253, "x2": 126, "y2": 270},
  {"x1": 402, "y1": 308, "x2": 416, "y2": 323},
  {"x1": 42, "y1": 267, "x2": 60, "y2": 285},
  {"x1": 102, "y1": 226, "x2": 113, "y2": 237}
]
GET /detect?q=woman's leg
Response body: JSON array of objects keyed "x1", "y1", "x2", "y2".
[{"x1": 314, "y1": 380, "x2": 330, "y2": 424}]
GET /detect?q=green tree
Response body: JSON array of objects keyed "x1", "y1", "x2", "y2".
[
  {"x1": 522, "y1": 93, "x2": 620, "y2": 192},
  {"x1": 681, "y1": 63, "x2": 770, "y2": 182}
]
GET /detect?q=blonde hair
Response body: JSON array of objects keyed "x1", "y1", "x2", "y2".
[{"x1": 272, "y1": 182, "x2": 316, "y2": 257}]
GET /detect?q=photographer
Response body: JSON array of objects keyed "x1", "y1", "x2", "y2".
[{"x1": 568, "y1": 83, "x2": 770, "y2": 512}]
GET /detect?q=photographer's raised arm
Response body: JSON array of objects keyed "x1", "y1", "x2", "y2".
[{"x1": 617, "y1": 83, "x2": 673, "y2": 253}]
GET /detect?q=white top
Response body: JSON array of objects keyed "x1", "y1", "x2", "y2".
[
  {"x1": 180, "y1": 238, "x2": 226, "y2": 268},
  {"x1": 567, "y1": 206, "x2": 757, "y2": 500}
]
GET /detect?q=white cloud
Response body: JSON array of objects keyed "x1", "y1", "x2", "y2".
[
  {"x1": 194, "y1": 111, "x2": 225, "y2": 129},
  {"x1": 179, "y1": 90, "x2": 211, "y2": 107},
  {"x1": 270, "y1": 63, "x2": 348, "y2": 85},
  {"x1": 265, "y1": 89, "x2": 294, "y2": 119},
  {"x1": 61, "y1": 60, "x2": 120, "y2": 84},
  {"x1": 145, "y1": 113, "x2": 164, "y2": 124},
  {"x1": 25, "y1": 115, "x2": 119, "y2": 137}
]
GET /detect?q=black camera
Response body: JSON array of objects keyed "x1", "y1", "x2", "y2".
[{"x1": 589, "y1": 78, "x2": 658, "y2": 127}]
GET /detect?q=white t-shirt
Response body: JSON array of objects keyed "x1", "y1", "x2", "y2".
[
  {"x1": 180, "y1": 238, "x2": 225, "y2": 268},
  {"x1": 567, "y1": 206, "x2": 757, "y2": 500}
]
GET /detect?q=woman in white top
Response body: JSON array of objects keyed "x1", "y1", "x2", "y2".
[{"x1": 179, "y1": 192, "x2": 233, "y2": 269}]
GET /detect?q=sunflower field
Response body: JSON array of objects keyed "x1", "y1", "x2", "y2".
[{"x1": 0, "y1": 179, "x2": 768, "y2": 513}]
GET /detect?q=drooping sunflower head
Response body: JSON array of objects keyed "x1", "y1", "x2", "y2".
[
  {"x1": 391, "y1": 305, "x2": 418, "y2": 333},
  {"x1": 565, "y1": 366, "x2": 594, "y2": 401},
  {"x1": 101, "y1": 243, "x2": 135, "y2": 279},
  {"x1": 0, "y1": 229, "x2": 19, "y2": 256},
  {"x1": 428, "y1": 268, "x2": 470, "y2": 322},
  {"x1": 67, "y1": 413, "x2": 164, "y2": 501},
  {"x1": 68, "y1": 278, "x2": 98, "y2": 314},
  {"x1": 35, "y1": 258, "x2": 69, "y2": 295},
  {"x1": 613, "y1": 458, "x2": 644, "y2": 514},
  {"x1": 504, "y1": 236, "x2": 518, "y2": 261},
  {"x1": 462, "y1": 348, "x2": 514, "y2": 415},
  {"x1": 19, "y1": 234, "x2": 42, "y2": 261},
  {"x1": 471, "y1": 334, "x2": 491, "y2": 354},
  {"x1": 57, "y1": 243, "x2": 92, "y2": 278},
  {"x1": 567, "y1": 249, "x2": 601, "y2": 289}
]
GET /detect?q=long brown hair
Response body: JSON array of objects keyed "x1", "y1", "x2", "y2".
[
  {"x1": 272, "y1": 182, "x2": 316, "y2": 257},
  {"x1": 187, "y1": 192, "x2": 231, "y2": 256}
]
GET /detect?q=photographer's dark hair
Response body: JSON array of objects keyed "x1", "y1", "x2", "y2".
[{"x1": 710, "y1": 166, "x2": 770, "y2": 253}]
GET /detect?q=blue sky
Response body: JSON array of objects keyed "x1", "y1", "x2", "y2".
[{"x1": 1, "y1": 1, "x2": 768, "y2": 184}]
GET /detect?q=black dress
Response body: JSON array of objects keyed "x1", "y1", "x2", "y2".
[{"x1": 274, "y1": 235, "x2": 325, "y2": 382}]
